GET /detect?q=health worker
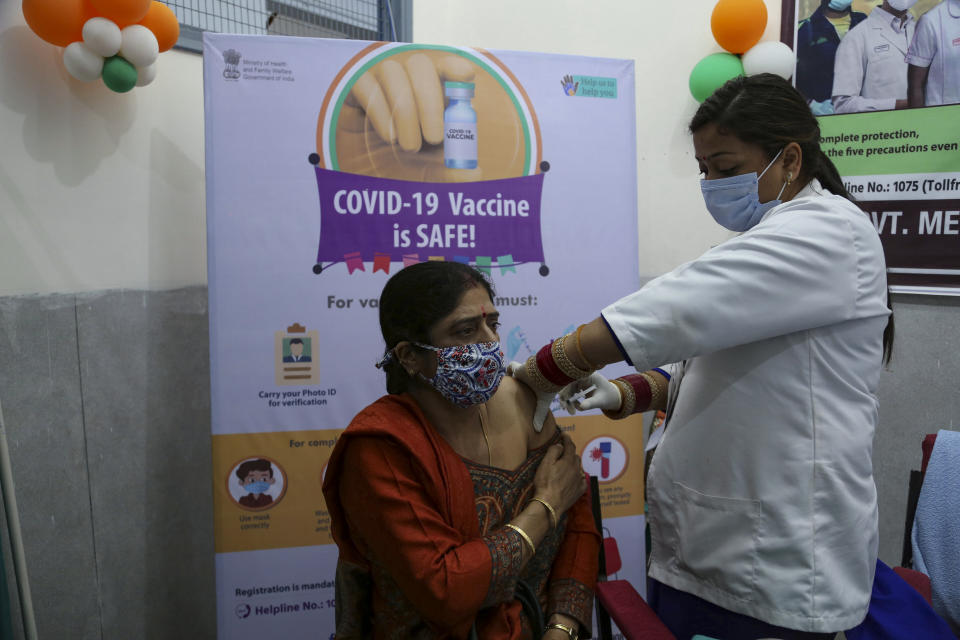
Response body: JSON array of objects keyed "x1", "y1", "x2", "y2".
[
  {"x1": 796, "y1": 0, "x2": 868, "y2": 114},
  {"x1": 832, "y1": 0, "x2": 918, "y2": 113},
  {"x1": 907, "y1": 0, "x2": 960, "y2": 107},
  {"x1": 511, "y1": 74, "x2": 893, "y2": 639}
]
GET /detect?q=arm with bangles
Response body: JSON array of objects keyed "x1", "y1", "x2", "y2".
[
  {"x1": 542, "y1": 478, "x2": 600, "y2": 640},
  {"x1": 511, "y1": 378, "x2": 597, "y2": 639},
  {"x1": 503, "y1": 498, "x2": 590, "y2": 640},
  {"x1": 338, "y1": 431, "x2": 587, "y2": 631},
  {"x1": 513, "y1": 319, "x2": 669, "y2": 423},
  {"x1": 596, "y1": 369, "x2": 669, "y2": 419}
]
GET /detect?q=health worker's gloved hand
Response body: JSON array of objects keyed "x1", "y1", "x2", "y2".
[
  {"x1": 559, "y1": 372, "x2": 622, "y2": 414},
  {"x1": 507, "y1": 359, "x2": 557, "y2": 433}
]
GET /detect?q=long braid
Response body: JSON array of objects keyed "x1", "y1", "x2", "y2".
[{"x1": 809, "y1": 144, "x2": 853, "y2": 201}]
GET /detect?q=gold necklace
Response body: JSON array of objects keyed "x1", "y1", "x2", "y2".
[{"x1": 479, "y1": 407, "x2": 492, "y2": 466}]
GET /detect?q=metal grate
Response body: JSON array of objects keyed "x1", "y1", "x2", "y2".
[{"x1": 165, "y1": 0, "x2": 389, "y2": 43}]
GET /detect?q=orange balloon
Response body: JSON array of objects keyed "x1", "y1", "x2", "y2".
[
  {"x1": 22, "y1": 0, "x2": 95, "y2": 47},
  {"x1": 711, "y1": 0, "x2": 768, "y2": 54},
  {"x1": 138, "y1": 1, "x2": 180, "y2": 52},
  {"x1": 88, "y1": 0, "x2": 151, "y2": 27}
]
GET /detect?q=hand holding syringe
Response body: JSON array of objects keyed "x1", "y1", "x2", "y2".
[
  {"x1": 561, "y1": 385, "x2": 597, "y2": 414},
  {"x1": 558, "y1": 373, "x2": 624, "y2": 415}
]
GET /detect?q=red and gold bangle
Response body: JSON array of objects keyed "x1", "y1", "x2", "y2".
[
  {"x1": 626, "y1": 374, "x2": 654, "y2": 413},
  {"x1": 553, "y1": 335, "x2": 594, "y2": 381},
  {"x1": 535, "y1": 341, "x2": 573, "y2": 388},
  {"x1": 526, "y1": 352, "x2": 566, "y2": 393},
  {"x1": 602, "y1": 378, "x2": 636, "y2": 420},
  {"x1": 640, "y1": 371, "x2": 664, "y2": 408},
  {"x1": 525, "y1": 336, "x2": 596, "y2": 394},
  {"x1": 602, "y1": 373, "x2": 661, "y2": 419}
]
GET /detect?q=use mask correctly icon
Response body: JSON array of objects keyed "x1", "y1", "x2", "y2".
[{"x1": 244, "y1": 481, "x2": 271, "y2": 495}]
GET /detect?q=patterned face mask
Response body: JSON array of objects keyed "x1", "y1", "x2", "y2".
[{"x1": 415, "y1": 340, "x2": 506, "y2": 408}]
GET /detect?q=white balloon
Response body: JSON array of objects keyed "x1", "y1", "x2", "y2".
[
  {"x1": 63, "y1": 42, "x2": 104, "y2": 83},
  {"x1": 136, "y1": 63, "x2": 157, "y2": 87},
  {"x1": 82, "y1": 17, "x2": 121, "y2": 57},
  {"x1": 120, "y1": 25, "x2": 159, "y2": 68},
  {"x1": 742, "y1": 41, "x2": 796, "y2": 80}
]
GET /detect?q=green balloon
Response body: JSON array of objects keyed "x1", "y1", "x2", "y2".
[
  {"x1": 689, "y1": 52, "x2": 744, "y2": 103},
  {"x1": 102, "y1": 55, "x2": 138, "y2": 93}
]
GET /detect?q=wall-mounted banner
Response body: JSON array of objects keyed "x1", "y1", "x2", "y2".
[
  {"x1": 785, "y1": 0, "x2": 960, "y2": 295},
  {"x1": 204, "y1": 34, "x2": 640, "y2": 639}
]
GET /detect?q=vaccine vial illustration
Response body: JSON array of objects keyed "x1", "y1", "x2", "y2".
[{"x1": 443, "y1": 81, "x2": 478, "y2": 169}]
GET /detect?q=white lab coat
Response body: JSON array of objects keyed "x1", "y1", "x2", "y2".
[
  {"x1": 833, "y1": 6, "x2": 915, "y2": 112},
  {"x1": 602, "y1": 180, "x2": 890, "y2": 632},
  {"x1": 906, "y1": 0, "x2": 960, "y2": 106}
]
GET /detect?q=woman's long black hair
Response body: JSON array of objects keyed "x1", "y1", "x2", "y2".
[
  {"x1": 689, "y1": 73, "x2": 894, "y2": 363},
  {"x1": 378, "y1": 261, "x2": 496, "y2": 393},
  {"x1": 690, "y1": 73, "x2": 852, "y2": 199}
]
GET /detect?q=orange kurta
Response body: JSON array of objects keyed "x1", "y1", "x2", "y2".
[{"x1": 322, "y1": 394, "x2": 599, "y2": 639}]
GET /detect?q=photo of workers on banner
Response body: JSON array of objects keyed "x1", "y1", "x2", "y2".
[{"x1": 792, "y1": 0, "x2": 959, "y2": 114}]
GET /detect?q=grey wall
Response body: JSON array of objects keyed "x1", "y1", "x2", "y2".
[
  {"x1": 874, "y1": 293, "x2": 960, "y2": 566},
  {"x1": 0, "y1": 287, "x2": 214, "y2": 640},
  {"x1": 0, "y1": 287, "x2": 957, "y2": 637}
]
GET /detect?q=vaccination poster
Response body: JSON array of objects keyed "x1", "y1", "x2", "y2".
[
  {"x1": 203, "y1": 34, "x2": 642, "y2": 639},
  {"x1": 786, "y1": 0, "x2": 960, "y2": 294}
]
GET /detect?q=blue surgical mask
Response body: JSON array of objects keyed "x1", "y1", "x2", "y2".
[
  {"x1": 886, "y1": 0, "x2": 917, "y2": 10},
  {"x1": 828, "y1": 0, "x2": 853, "y2": 11},
  {"x1": 244, "y1": 481, "x2": 271, "y2": 495},
  {"x1": 700, "y1": 148, "x2": 788, "y2": 232},
  {"x1": 415, "y1": 340, "x2": 506, "y2": 408}
]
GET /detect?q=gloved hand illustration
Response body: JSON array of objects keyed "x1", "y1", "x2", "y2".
[
  {"x1": 326, "y1": 49, "x2": 528, "y2": 182},
  {"x1": 350, "y1": 53, "x2": 475, "y2": 153}
]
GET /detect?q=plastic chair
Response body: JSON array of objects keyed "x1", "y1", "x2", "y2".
[{"x1": 590, "y1": 476, "x2": 676, "y2": 640}]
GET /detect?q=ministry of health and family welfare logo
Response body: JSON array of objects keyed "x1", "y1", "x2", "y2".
[{"x1": 223, "y1": 49, "x2": 241, "y2": 80}]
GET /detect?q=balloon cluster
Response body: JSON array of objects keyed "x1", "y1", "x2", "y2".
[
  {"x1": 689, "y1": 0, "x2": 796, "y2": 102},
  {"x1": 22, "y1": 0, "x2": 179, "y2": 93}
]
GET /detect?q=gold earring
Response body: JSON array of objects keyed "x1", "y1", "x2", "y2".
[{"x1": 786, "y1": 172, "x2": 793, "y2": 184}]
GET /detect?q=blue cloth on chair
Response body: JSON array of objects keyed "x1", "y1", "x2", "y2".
[
  {"x1": 845, "y1": 559, "x2": 955, "y2": 640},
  {"x1": 911, "y1": 428, "x2": 960, "y2": 634}
]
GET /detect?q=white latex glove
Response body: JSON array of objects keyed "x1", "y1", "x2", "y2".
[
  {"x1": 506, "y1": 360, "x2": 556, "y2": 432},
  {"x1": 558, "y1": 372, "x2": 622, "y2": 414}
]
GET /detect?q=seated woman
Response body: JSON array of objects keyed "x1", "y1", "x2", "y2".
[{"x1": 323, "y1": 261, "x2": 599, "y2": 639}]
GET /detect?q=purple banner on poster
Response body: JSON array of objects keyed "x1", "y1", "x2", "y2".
[{"x1": 314, "y1": 168, "x2": 546, "y2": 270}]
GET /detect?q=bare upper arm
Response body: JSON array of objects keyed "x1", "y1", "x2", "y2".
[{"x1": 491, "y1": 375, "x2": 558, "y2": 449}]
